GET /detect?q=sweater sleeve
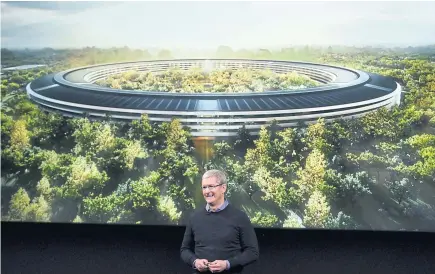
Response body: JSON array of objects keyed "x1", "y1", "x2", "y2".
[
  {"x1": 227, "y1": 212, "x2": 259, "y2": 268},
  {"x1": 180, "y1": 217, "x2": 198, "y2": 267}
]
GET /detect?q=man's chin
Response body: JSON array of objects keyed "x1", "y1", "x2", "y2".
[{"x1": 205, "y1": 197, "x2": 215, "y2": 204}]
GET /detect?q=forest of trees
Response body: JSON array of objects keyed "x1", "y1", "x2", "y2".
[
  {"x1": 1, "y1": 45, "x2": 434, "y2": 231},
  {"x1": 96, "y1": 67, "x2": 318, "y2": 93}
]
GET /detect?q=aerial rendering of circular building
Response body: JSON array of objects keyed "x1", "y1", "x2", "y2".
[{"x1": 26, "y1": 59, "x2": 402, "y2": 137}]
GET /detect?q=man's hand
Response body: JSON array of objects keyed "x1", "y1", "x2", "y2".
[
  {"x1": 208, "y1": 260, "x2": 227, "y2": 273},
  {"x1": 194, "y1": 259, "x2": 209, "y2": 272}
]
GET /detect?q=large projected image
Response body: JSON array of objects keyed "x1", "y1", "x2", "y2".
[{"x1": 1, "y1": 1, "x2": 435, "y2": 232}]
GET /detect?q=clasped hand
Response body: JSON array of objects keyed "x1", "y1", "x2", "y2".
[{"x1": 195, "y1": 259, "x2": 227, "y2": 272}]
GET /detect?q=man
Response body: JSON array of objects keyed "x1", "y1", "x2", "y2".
[{"x1": 180, "y1": 169, "x2": 259, "y2": 274}]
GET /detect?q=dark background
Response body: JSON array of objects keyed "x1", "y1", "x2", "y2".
[{"x1": 2, "y1": 221, "x2": 435, "y2": 274}]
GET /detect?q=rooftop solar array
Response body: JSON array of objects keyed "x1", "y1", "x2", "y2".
[
  {"x1": 37, "y1": 83, "x2": 394, "y2": 112},
  {"x1": 31, "y1": 60, "x2": 398, "y2": 114},
  {"x1": 30, "y1": 73, "x2": 56, "y2": 90},
  {"x1": 365, "y1": 73, "x2": 397, "y2": 90}
]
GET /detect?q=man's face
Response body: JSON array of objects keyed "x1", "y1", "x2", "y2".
[{"x1": 202, "y1": 176, "x2": 226, "y2": 205}]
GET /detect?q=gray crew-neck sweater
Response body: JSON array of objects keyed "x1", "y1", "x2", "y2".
[{"x1": 180, "y1": 204, "x2": 259, "y2": 273}]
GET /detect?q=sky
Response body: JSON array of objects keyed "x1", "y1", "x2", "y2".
[{"x1": 2, "y1": 1, "x2": 435, "y2": 50}]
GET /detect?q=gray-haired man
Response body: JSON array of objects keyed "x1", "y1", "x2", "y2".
[{"x1": 181, "y1": 170, "x2": 259, "y2": 273}]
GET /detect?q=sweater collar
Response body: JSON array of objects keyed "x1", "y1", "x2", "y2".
[{"x1": 206, "y1": 199, "x2": 229, "y2": 212}]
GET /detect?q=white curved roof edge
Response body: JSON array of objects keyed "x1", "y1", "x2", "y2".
[
  {"x1": 32, "y1": 96, "x2": 396, "y2": 128},
  {"x1": 26, "y1": 82, "x2": 402, "y2": 117}
]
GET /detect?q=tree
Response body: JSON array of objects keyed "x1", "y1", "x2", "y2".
[
  {"x1": 410, "y1": 146, "x2": 435, "y2": 179},
  {"x1": 250, "y1": 211, "x2": 280, "y2": 228},
  {"x1": 272, "y1": 128, "x2": 296, "y2": 161},
  {"x1": 26, "y1": 111, "x2": 64, "y2": 147},
  {"x1": 282, "y1": 212, "x2": 304, "y2": 228},
  {"x1": 158, "y1": 196, "x2": 182, "y2": 224},
  {"x1": 390, "y1": 133, "x2": 435, "y2": 181},
  {"x1": 216, "y1": 45, "x2": 234, "y2": 58},
  {"x1": 167, "y1": 184, "x2": 196, "y2": 216},
  {"x1": 211, "y1": 141, "x2": 232, "y2": 162},
  {"x1": 7, "y1": 187, "x2": 53, "y2": 222},
  {"x1": 325, "y1": 211, "x2": 359, "y2": 229},
  {"x1": 110, "y1": 138, "x2": 148, "y2": 171},
  {"x1": 360, "y1": 107, "x2": 403, "y2": 141},
  {"x1": 405, "y1": 134, "x2": 435, "y2": 150},
  {"x1": 269, "y1": 128, "x2": 299, "y2": 178},
  {"x1": 0, "y1": 112, "x2": 14, "y2": 144},
  {"x1": 294, "y1": 149, "x2": 328, "y2": 200},
  {"x1": 129, "y1": 114, "x2": 154, "y2": 145},
  {"x1": 59, "y1": 156, "x2": 109, "y2": 199},
  {"x1": 82, "y1": 193, "x2": 128, "y2": 223},
  {"x1": 8, "y1": 188, "x2": 31, "y2": 221},
  {"x1": 303, "y1": 190, "x2": 331, "y2": 228},
  {"x1": 8, "y1": 82, "x2": 20, "y2": 91},
  {"x1": 234, "y1": 125, "x2": 254, "y2": 154},
  {"x1": 37, "y1": 150, "x2": 72, "y2": 184},
  {"x1": 252, "y1": 166, "x2": 288, "y2": 208},
  {"x1": 245, "y1": 127, "x2": 274, "y2": 172},
  {"x1": 158, "y1": 149, "x2": 199, "y2": 185},
  {"x1": 82, "y1": 173, "x2": 161, "y2": 224},
  {"x1": 13, "y1": 98, "x2": 40, "y2": 118},
  {"x1": 165, "y1": 119, "x2": 190, "y2": 152},
  {"x1": 257, "y1": 49, "x2": 272, "y2": 59},
  {"x1": 71, "y1": 118, "x2": 116, "y2": 158},
  {"x1": 304, "y1": 118, "x2": 333, "y2": 155},
  {"x1": 278, "y1": 71, "x2": 318, "y2": 89},
  {"x1": 385, "y1": 178, "x2": 414, "y2": 206},
  {"x1": 157, "y1": 49, "x2": 173, "y2": 59},
  {"x1": 332, "y1": 171, "x2": 373, "y2": 207},
  {"x1": 97, "y1": 66, "x2": 322, "y2": 93},
  {"x1": 27, "y1": 196, "x2": 52, "y2": 222},
  {"x1": 327, "y1": 119, "x2": 352, "y2": 150},
  {"x1": 36, "y1": 177, "x2": 54, "y2": 202},
  {"x1": 130, "y1": 177, "x2": 160, "y2": 210},
  {"x1": 73, "y1": 215, "x2": 84, "y2": 223},
  {"x1": 3, "y1": 119, "x2": 31, "y2": 166},
  {"x1": 346, "y1": 151, "x2": 391, "y2": 183}
]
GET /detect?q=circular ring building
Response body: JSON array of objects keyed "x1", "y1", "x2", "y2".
[{"x1": 26, "y1": 59, "x2": 402, "y2": 137}]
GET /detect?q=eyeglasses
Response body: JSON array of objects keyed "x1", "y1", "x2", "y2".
[{"x1": 202, "y1": 183, "x2": 223, "y2": 191}]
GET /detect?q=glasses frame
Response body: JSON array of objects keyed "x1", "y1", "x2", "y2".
[{"x1": 201, "y1": 183, "x2": 224, "y2": 191}]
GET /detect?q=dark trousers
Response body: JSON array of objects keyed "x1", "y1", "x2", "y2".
[
  {"x1": 191, "y1": 270, "x2": 242, "y2": 274},
  {"x1": 192, "y1": 272, "x2": 242, "y2": 274}
]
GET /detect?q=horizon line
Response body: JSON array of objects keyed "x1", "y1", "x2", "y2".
[{"x1": 3, "y1": 43, "x2": 435, "y2": 51}]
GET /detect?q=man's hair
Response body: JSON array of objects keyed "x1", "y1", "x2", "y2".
[{"x1": 202, "y1": 169, "x2": 227, "y2": 185}]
